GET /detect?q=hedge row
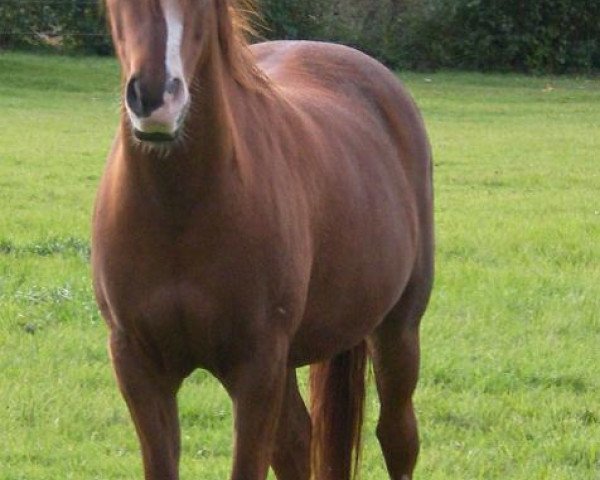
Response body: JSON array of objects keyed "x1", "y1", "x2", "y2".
[
  {"x1": 391, "y1": 0, "x2": 600, "y2": 73},
  {"x1": 1, "y1": 0, "x2": 599, "y2": 73},
  {"x1": 262, "y1": 0, "x2": 600, "y2": 73},
  {"x1": 0, "y1": 0, "x2": 111, "y2": 54}
]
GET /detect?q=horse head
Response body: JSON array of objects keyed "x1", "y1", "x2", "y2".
[{"x1": 105, "y1": 0, "x2": 216, "y2": 143}]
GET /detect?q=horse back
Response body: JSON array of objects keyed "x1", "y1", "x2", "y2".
[{"x1": 254, "y1": 43, "x2": 430, "y2": 165}]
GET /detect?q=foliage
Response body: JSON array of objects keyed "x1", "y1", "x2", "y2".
[
  {"x1": 0, "y1": 0, "x2": 599, "y2": 72},
  {"x1": 259, "y1": 0, "x2": 403, "y2": 67},
  {"x1": 258, "y1": 0, "x2": 600, "y2": 73},
  {"x1": 394, "y1": 0, "x2": 600, "y2": 73},
  {"x1": 0, "y1": 0, "x2": 111, "y2": 55},
  {"x1": 259, "y1": 0, "x2": 323, "y2": 40}
]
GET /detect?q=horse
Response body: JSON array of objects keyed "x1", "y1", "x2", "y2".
[{"x1": 92, "y1": 1, "x2": 434, "y2": 479}]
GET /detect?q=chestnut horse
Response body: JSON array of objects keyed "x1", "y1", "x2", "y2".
[{"x1": 92, "y1": 1, "x2": 433, "y2": 479}]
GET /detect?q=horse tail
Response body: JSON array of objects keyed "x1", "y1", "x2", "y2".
[{"x1": 309, "y1": 341, "x2": 368, "y2": 480}]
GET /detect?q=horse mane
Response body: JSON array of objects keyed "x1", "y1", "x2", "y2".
[
  {"x1": 229, "y1": 0, "x2": 260, "y2": 40},
  {"x1": 217, "y1": 0, "x2": 270, "y2": 90}
]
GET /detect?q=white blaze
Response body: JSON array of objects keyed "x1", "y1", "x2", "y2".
[
  {"x1": 129, "y1": 0, "x2": 190, "y2": 137},
  {"x1": 160, "y1": 0, "x2": 185, "y2": 80}
]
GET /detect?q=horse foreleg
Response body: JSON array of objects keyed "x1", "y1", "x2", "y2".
[
  {"x1": 271, "y1": 369, "x2": 311, "y2": 480},
  {"x1": 109, "y1": 332, "x2": 182, "y2": 480},
  {"x1": 222, "y1": 338, "x2": 289, "y2": 480}
]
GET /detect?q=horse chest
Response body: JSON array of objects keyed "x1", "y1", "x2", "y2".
[{"x1": 95, "y1": 223, "x2": 305, "y2": 371}]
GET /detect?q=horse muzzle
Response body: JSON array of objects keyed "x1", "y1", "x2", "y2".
[{"x1": 125, "y1": 75, "x2": 190, "y2": 143}]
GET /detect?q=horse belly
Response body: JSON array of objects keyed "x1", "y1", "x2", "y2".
[{"x1": 289, "y1": 220, "x2": 416, "y2": 366}]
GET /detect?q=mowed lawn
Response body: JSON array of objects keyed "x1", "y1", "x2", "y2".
[{"x1": 0, "y1": 51, "x2": 598, "y2": 479}]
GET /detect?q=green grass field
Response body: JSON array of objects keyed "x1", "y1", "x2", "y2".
[{"x1": 0, "y1": 51, "x2": 598, "y2": 479}]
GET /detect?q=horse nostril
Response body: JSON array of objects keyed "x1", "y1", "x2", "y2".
[
  {"x1": 126, "y1": 76, "x2": 144, "y2": 117},
  {"x1": 166, "y1": 77, "x2": 182, "y2": 97}
]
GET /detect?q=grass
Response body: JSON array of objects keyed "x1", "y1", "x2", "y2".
[{"x1": 0, "y1": 51, "x2": 599, "y2": 479}]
